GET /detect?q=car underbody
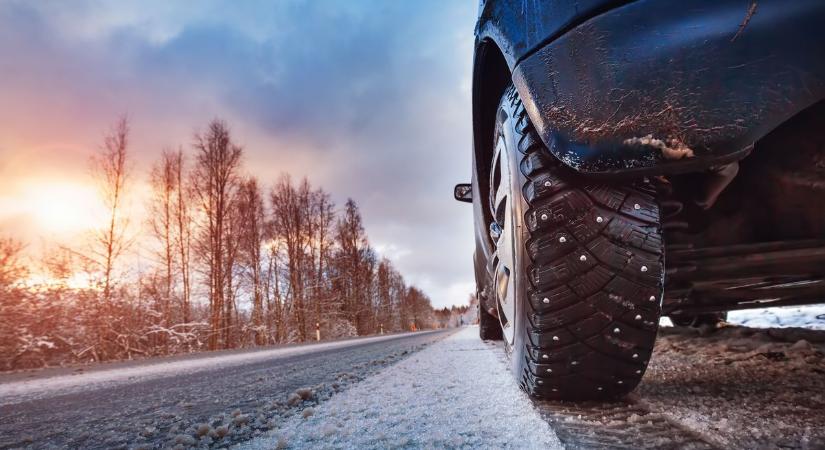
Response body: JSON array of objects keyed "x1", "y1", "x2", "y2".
[{"x1": 661, "y1": 102, "x2": 825, "y2": 318}]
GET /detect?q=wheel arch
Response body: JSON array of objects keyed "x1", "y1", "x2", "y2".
[
  {"x1": 472, "y1": 38, "x2": 511, "y2": 233},
  {"x1": 471, "y1": 38, "x2": 512, "y2": 315}
]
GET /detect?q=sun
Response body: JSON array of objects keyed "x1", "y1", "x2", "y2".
[{"x1": 21, "y1": 180, "x2": 104, "y2": 236}]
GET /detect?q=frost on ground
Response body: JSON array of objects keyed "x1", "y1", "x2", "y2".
[
  {"x1": 640, "y1": 325, "x2": 825, "y2": 449},
  {"x1": 241, "y1": 327, "x2": 562, "y2": 450}
]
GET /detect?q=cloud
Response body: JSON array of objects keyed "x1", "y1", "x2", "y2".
[{"x1": 0, "y1": 0, "x2": 478, "y2": 308}]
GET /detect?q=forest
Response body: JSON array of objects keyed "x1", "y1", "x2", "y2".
[{"x1": 0, "y1": 117, "x2": 466, "y2": 371}]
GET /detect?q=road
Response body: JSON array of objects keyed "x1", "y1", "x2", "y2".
[
  {"x1": 0, "y1": 330, "x2": 452, "y2": 449},
  {"x1": 3, "y1": 325, "x2": 824, "y2": 449}
]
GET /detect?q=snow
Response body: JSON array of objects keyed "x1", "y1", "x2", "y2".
[
  {"x1": 0, "y1": 332, "x2": 434, "y2": 406},
  {"x1": 240, "y1": 327, "x2": 562, "y2": 449},
  {"x1": 660, "y1": 305, "x2": 825, "y2": 330},
  {"x1": 727, "y1": 305, "x2": 825, "y2": 330}
]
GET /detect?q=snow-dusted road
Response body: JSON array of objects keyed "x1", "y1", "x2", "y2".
[
  {"x1": 241, "y1": 327, "x2": 563, "y2": 449},
  {"x1": 0, "y1": 330, "x2": 451, "y2": 449}
]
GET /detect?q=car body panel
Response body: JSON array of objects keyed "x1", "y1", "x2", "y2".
[{"x1": 513, "y1": 0, "x2": 825, "y2": 175}]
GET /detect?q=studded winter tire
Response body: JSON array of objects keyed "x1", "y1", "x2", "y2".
[{"x1": 489, "y1": 85, "x2": 664, "y2": 400}]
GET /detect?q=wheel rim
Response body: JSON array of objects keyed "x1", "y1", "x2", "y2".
[{"x1": 490, "y1": 133, "x2": 517, "y2": 345}]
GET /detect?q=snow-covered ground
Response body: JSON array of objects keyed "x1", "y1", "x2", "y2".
[
  {"x1": 727, "y1": 305, "x2": 825, "y2": 330},
  {"x1": 660, "y1": 305, "x2": 825, "y2": 330},
  {"x1": 241, "y1": 327, "x2": 562, "y2": 450},
  {"x1": 0, "y1": 331, "x2": 434, "y2": 406}
]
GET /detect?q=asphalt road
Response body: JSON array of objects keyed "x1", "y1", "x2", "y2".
[{"x1": 0, "y1": 330, "x2": 453, "y2": 449}]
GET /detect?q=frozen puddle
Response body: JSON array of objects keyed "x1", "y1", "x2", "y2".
[{"x1": 240, "y1": 327, "x2": 562, "y2": 449}]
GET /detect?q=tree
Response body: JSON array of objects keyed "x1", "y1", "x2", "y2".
[
  {"x1": 375, "y1": 258, "x2": 394, "y2": 333},
  {"x1": 191, "y1": 119, "x2": 243, "y2": 350},
  {"x1": 333, "y1": 199, "x2": 376, "y2": 335},
  {"x1": 172, "y1": 149, "x2": 193, "y2": 327},
  {"x1": 269, "y1": 176, "x2": 312, "y2": 341},
  {"x1": 308, "y1": 188, "x2": 335, "y2": 338},
  {"x1": 404, "y1": 286, "x2": 432, "y2": 331},
  {"x1": 91, "y1": 115, "x2": 131, "y2": 302},
  {"x1": 148, "y1": 149, "x2": 177, "y2": 328},
  {"x1": 237, "y1": 177, "x2": 266, "y2": 345}
]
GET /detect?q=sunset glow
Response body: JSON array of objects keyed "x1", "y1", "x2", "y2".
[
  {"x1": 3, "y1": 179, "x2": 105, "y2": 237},
  {"x1": 21, "y1": 271, "x2": 101, "y2": 292}
]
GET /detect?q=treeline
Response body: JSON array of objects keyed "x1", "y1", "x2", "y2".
[
  {"x1": 432, "y1": 294, "x2": 478, "y2": 329},
  {"x1": 0, "y1": 117, "x2": 441, "y2": 370}
]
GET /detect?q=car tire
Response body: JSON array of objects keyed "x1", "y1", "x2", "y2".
[{"x1": 489, "y1": 85, "x2": 664, "y2": 400}]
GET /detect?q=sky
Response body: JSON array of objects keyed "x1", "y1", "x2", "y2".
[{"x1": 0, "y1": 0, "x2": 478, "y2": 308}]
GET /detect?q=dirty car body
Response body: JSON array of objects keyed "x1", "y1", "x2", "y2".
[{"x1": 476, "y1": 0, "x2": 825, "y2": 175}]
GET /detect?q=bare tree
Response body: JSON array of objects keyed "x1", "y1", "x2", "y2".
[
  {"x1": 375, "y1": 258, "x2": 396, "y2": 333},
  {"x1": 269, "y1": 175, "x2": 312, "y2": 341},
  {"x1": 237, "y1": 178, "x2": 266, "y2": 345},
  {"x1": 191, "y1": 119, "x2": 243, "y2": 350},
  {"x1": 309, "y1": 189, "x2": 335, "y2": 337},
  {"x1": 171, "y1": 149, "x2": 193, "y2": 326},
  {"x1": 91, "y1": 116, "x2": 131, "y2": 302},
  {"x1": 263, "y1": 243, "x2": 286, "y2": 343},
  {"x1": 148, "y1": 149, "x2": 177, "y2": 327}
]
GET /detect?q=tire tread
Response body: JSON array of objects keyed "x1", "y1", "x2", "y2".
[{"x1": 500, "y1": 85, "x2": 663, "y2": 400}]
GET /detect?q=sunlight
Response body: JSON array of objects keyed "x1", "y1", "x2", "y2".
[
  {"x1": 21, "y1": 271, "x2": 101, "y2": 292},
  {"x1": 20, "y1": 180, "x2": 104, "y2": 236}
]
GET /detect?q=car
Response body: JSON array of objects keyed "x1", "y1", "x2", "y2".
[{"x1": 455, "y1": 0, "x2": 825, "y2": 400}]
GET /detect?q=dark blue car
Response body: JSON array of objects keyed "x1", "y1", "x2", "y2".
[{"x1": 456, "y1": 0, "x2": 825, "y2": 400}]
